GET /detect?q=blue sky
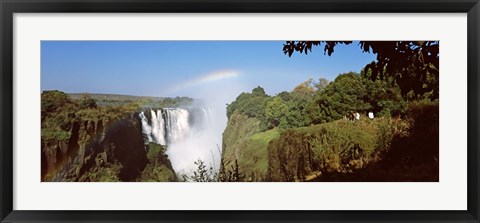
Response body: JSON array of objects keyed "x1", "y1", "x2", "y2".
[{"x1": 41, "y1": 41, "x2": 376, "y2": 102}]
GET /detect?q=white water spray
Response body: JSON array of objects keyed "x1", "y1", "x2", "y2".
[
  {"x1": 139, "y1": 111, "x2": 153, "y2": 142},
  {"x1": 139, "y1": 106, "x2": 224, "y2": 176},
  {"x1": 150, "y1": 110, "x2": 166, "y2": 145},
  {"x1": 164, "y1": 108, "x2": 190, "y2": 144}
]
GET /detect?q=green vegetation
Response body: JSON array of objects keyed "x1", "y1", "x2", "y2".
[
  {"x1": 226, "y1": 71, "x2": 407, "y2": 131},
  {"x1": 42, "y1": 90, "x2": 76, "y2": 115},
  {"x1": 265, "y1": 97, "x2": 288, "y2": 128},
  {"x1": 184, "y1": 156, "x2": 245, "y2": 182},
  {"x1": 79, "y1": 94, "x2": 98, "y2": 109},
  {"x1": 68, "y1": 93, "x2": 193, "y2": 108},
  {"x1": 41, "y1": 128, "x2": 71, "y2": 141},
  {"x1": 221, "y1": 111, "x2": 262, "y2": 164},
  {"x1": 43, "y1": 40, "x2": 439, "y2": 182},
  {"x1": 226, "y1": 86, "x2": 270, "y2": 131},
  {"x1": 267, "y1": 117, "x2": 408, "y2": 181},
  {"x1": 311, "y1": 72, "x2": 406, "y2": 124},
  {"x1": 222, "y1": 41, "x2": 439, "y2": 182},
  {"x1": 223, "y1": 82, "x2": 438, "y2": 181},
  {"x1": 139, "y1": 143, "x2": 177, "y2": 182},
  {"x1": 232, "y1": 129, "x2": 279, "y2": 181},
  {"x1": 79, "y1": 162, "x2": 122, "y2": 182},
  {"x1": 283, "y1": 41, "x2": 439, "y2": 100},
  {"x1": 182, "y1": 159, "x2": 217, "y2": 182},
  {"x1": 218, "y1": 159, "x2": 245, "y2": 182},
  {"x1": 41, "y1": 91, "x2": 185, "y2": 182},
  {"x1": 42, "y1": 91, "x2": 141, "y2": 127},
  {"x1": 221, "y1": 126, "x2": 280, "y2": 181},
  {"x1": 220, "y1": 111, "x2": 264, "y2": 181}
]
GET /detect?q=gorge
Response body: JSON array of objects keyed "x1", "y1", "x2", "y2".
[
  {"x1": 41, "y1": 83, "x2": 439, "y2": 183},
  {"x1": 41, "y1": 91, "x2": 224, "y2": 182},
  {"x1": 138, "y1": 107, "x2": 223, "y2": 176}
]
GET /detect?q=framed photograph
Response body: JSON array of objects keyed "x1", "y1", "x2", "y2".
[{"x1": 1, "y1": 0, "x2": 479, "y2": 222}]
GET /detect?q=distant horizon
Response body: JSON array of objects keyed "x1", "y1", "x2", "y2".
[
  {"x1": 41, "y1": 41, "x2": 377, "y2": 103},
  {"x1": 45, "y1": 89, "x2": 264, "y2": 100},
  {"x1": 62, "y1": 91, "x2": 185, "y2": 98}
]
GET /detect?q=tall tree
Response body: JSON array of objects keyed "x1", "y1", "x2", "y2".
[
  {"x1": 315, "y1": 78, "x2": 330, "y2": 92},
  {"x1": 311, "y1": 72, "x2": 371, "y2": 123},
  {"x1": 265, "y1": 96, "x2": 288, "y2": 128},
  {"x1": 292, "y1": 78, "x2": 316, "y2": 96}
]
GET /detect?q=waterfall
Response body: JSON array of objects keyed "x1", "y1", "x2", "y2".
[
  {"x1": 164, "y1": 108, "x2": 190, "y2": 144},
  {"x1": 138, "y1": 108, "x2": 191, "y2": 146},
  {"x1": 139, "y1": 111, "x2": 153, "y2": 143},
  {"x1": 150, "y1": 110, "x2": 166, "y2": 145},
  {"x1": 138, "y1": 106, "x2": 223, "y2": 176}
]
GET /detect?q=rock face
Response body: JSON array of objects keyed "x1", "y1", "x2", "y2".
[
  {"x1": 102, "y1": 116, "x2": 148, "y2": 181},
  {"x1": 221, "y1": 111, "x2": 279, "y2": 181},
  {"x1": 42, "y1": 113, "x2": 148, "y2": 182},
  {"x1": 40, "y1": 90, "x2": 190, "y2": 182},
  {"x1": 221, "y1": 111, "x2": 261, "y2": 164}
]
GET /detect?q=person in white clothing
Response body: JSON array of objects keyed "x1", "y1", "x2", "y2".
[{"x1": 368, "y1": 112, "x2": 374, "y2": 119}]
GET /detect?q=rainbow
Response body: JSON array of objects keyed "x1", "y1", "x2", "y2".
[{"x1": 168, "y1": 70, "x2": 240, "y2": 92}]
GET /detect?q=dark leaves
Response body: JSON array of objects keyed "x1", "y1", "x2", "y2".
[{"x1": 283, "y1": 41, "x2": 439, "y2": 100}]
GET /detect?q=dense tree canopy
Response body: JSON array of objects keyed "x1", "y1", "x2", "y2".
[
  {"x1": 226, "y1": 86, "x2": 270, "y2": 119},
  {"x1": 311, "y1": 72, "x2": 406, "y2": 124},
  {"x1": 227, "y1": 72, "x2": 406, "y2": 130},
  {"x1": 41, "y1": 90, "x2": 76, "y2": 115},
  {"x1": 265, "y1": 97, "x2": 288, "y2": 128}
]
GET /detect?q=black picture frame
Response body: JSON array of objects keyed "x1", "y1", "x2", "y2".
[{"x1": 1, "y1": 0, "x2": 479, "y2": 222}]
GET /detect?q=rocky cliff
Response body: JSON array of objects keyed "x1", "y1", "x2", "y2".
[
  {"x1": 42, "y1": 113, "x2": 149, "y2": 181},
  {"x1": 41, "y1": 90, "x2": 176, "y2": 182},
  {"x1": 221, "y1": 111, "x2": 279, "y2": 181}
]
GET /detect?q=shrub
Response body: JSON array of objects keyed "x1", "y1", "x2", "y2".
[
  {"x1": 41, "y1": 90, "x2": 75, "y2": 115},
  {"x1": 79, "y1": 94, "x2": 97, "y2": 109}
]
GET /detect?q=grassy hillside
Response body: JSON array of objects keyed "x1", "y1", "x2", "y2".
[
  {"x1": 221, "y1": 111, "x2": 278, "y2": 181},
  {"x1": 268, "y1": 102, "x2": 439, "y2": 182},
  {"x1": 222, "y1": 110, "x2": 404, "y2": 182},
  {"x1": 222, "y1": 100, "x2": 438, "y2": 182},
  {"x1": 313, "y1": 100, "x2": 439, "y2": 182},
  {"x1": 232, "y1": 129, "x2": 280, "y2": 181},
  {"x1": 267, "y1": 117, "x2": 406, "y2": 181}
]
